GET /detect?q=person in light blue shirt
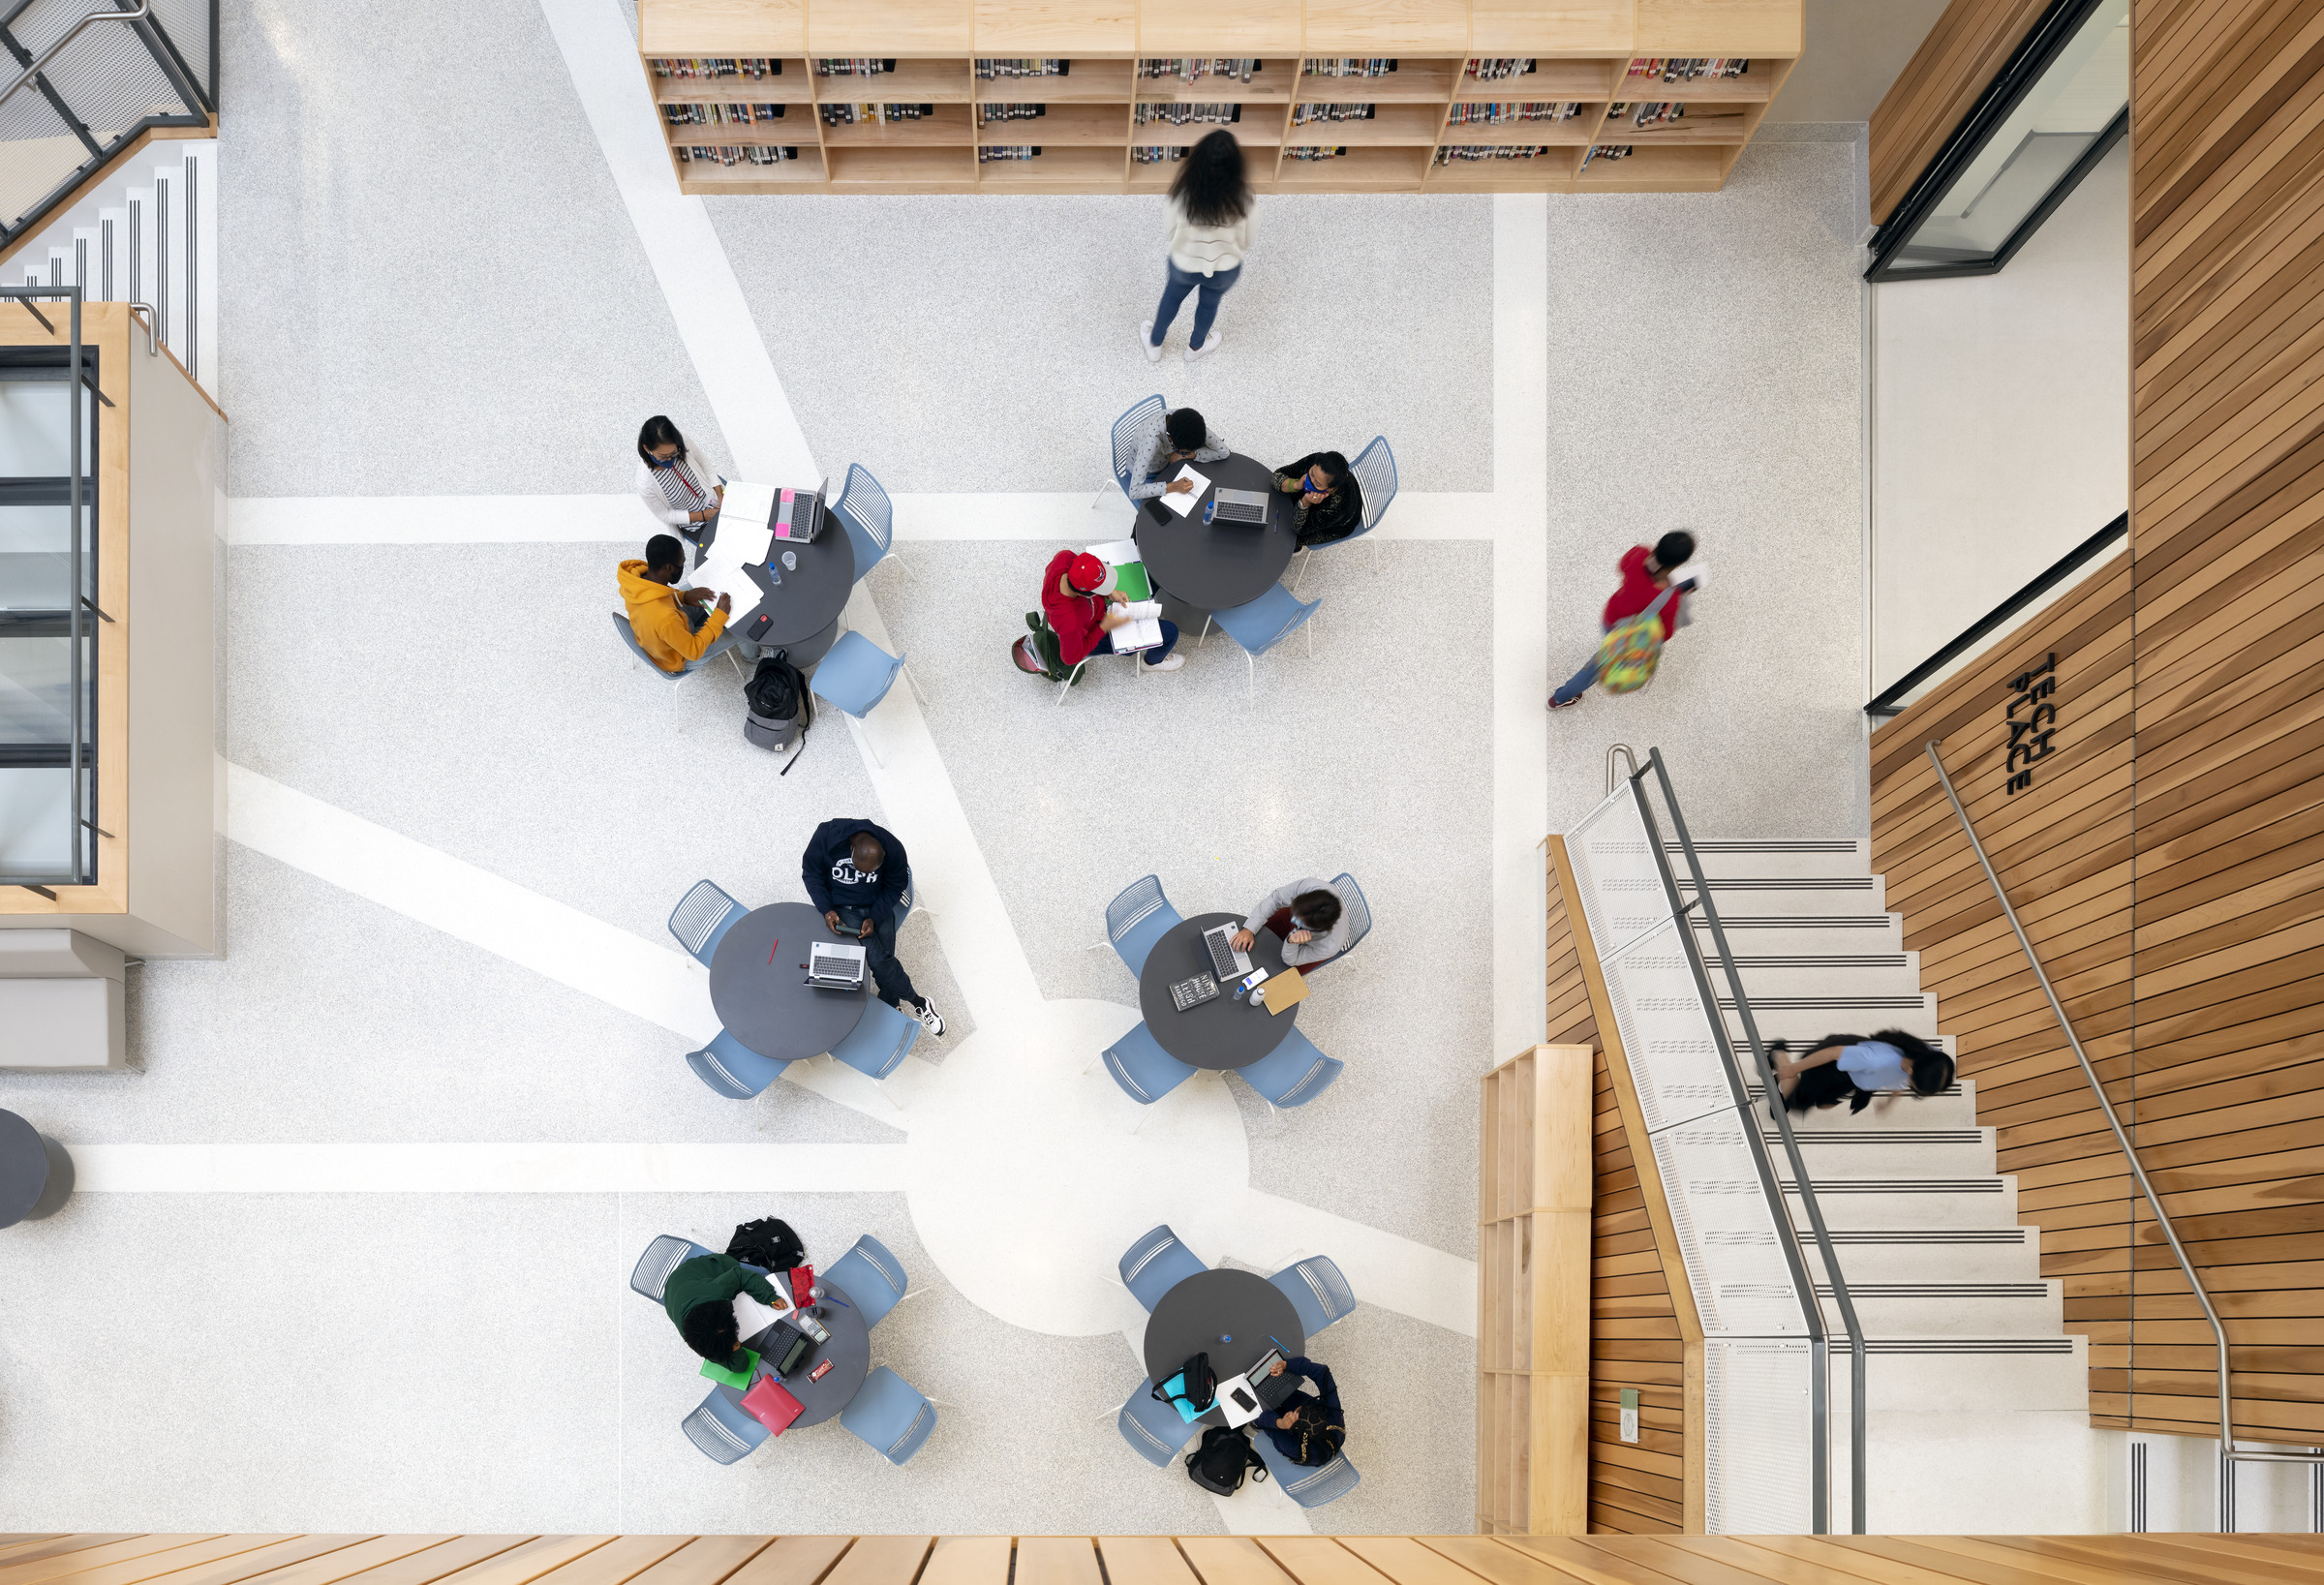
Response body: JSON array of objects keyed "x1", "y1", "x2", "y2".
[{"x1": 1767, "y1": 1029, "x2": 1953, "y2": 1115}]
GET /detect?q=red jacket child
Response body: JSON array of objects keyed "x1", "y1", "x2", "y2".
[{"x1": 1043, "y1": 549, "x2": 1116, "y2": 665}]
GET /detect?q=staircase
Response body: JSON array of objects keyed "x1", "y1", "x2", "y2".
[
  {"x1": 1677, "y1": 838, "x2": 2113, "y2": 1535},
  {"x1": 6, "y1": 140, "x2": 217, "y2": 397}
]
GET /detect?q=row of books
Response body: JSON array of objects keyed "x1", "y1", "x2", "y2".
[
  {"x1": 1445, "y1": 101, "x2": 1579, "y2": 125},
  {"x1": 1283, "y1": 146, "x2": 1347, "y2": 161},
  {"x1": 977, "y1": 146, "x2": 1041, "y2": 162},
  {"x1": 1465, "y1": 58, "x2": 1534, "y2": 80},
  {"x1": 820, "y1": 103, "x2": 934, "y2": 126},
  {"x1": 651, "y1": 57, "x2": 782, "y2": 79},
  {"x1": 1436, "y1": 144, "x2": 1548, "y2": 163},
  {"x1": 1130, "y1": 147, "x2": 1189, "y2": 164},
  {"x1": 976, "y1": 104, "x2": 1047, "y2": 124},
  {"x1": 1291, "y1": 103, "x2": 1376, "y2": 124},
  {"x1": 1620, "y1": 101, "x2": 1685, "y2": 128},
  {"x1": 815, "y1": 58, "x2": 898, "y2": 77},
  {"x1": 678, "y1": 145, "x2": 804, "y2": 166},
  {"x1": 1627, "y1": 58, "x2": 1749, "y2": 81},
  {"x1": 1138, "y1": 58, "x2": 1263, "y2": 82},
  {"x1": 1301, "y1": 59, "x2": 1398, "y2": 77},
  {"x1": 975, "y1": 59, "x2": 1070, "y2": 78},
  {"x1": 1133, "y1": 103, "x2": 1241, "y2": 126},
  {"x1": 1575, "y1": 143, "x2": 1633, "y2": 171},
  {"x1": 661, "y1": 104, "x2": 786, "y2": 127}
]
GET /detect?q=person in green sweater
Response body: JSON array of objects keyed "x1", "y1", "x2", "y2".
[{"x1": 662, "y1": 1252, "x2": 786, "y2": 1373}]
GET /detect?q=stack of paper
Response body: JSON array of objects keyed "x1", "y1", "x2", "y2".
[
  {"x1": 1159, "y1": 464, "x2": 1210, "y2": 517},
  {"x1": 722, "y1": 479, "x2": 776, "y2": 528},
  {"x1": 692, "y1": 519, "x2": 773, "y2": 615},
  {"x1": 1086, "y1": 538, "x2": 1165, "y2": 652}
]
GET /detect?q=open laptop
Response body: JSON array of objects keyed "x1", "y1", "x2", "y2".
[
  {"x1": 806, "y1": 940, "x2": 869, "y2": 991},
  {"x1": 772, "y1": 478, "x2": 831, "y2": 544},
  {"x1": 1210, "y1": 486, "x2": 1270, "y2": 526},
  {"x1": 1245, "y1": 1344, "x2": 1299, "y2": 1409},
  {"x1": 1202, "y1": 923, "x2": 1253, "y2": 982}
]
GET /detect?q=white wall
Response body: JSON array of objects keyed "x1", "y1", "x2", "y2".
[{"x1": 1869, "y1": 137, "x2": 2129, "y2": 694}]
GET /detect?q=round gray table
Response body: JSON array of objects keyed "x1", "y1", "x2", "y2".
[
  {"x1": 709, "y1": 902, "x2": 872, "y2": 1063},
  {"x1": 0, "y1": 1109, "x2": 73, "y2": 1228},
  {"x1": 1138, "y1": 912, "x2": 1299, "y2": 1070},
  {"x1": 1134, "y1": 451, "x2": 1297, "y2": 613},
  {"x1": 695, "y1": 508, "x2": 856, "y2": 657},
  {"x1": 734, "y1": 1277, "x2": 871, "y2": 1429},
  {"x1": 1143, "y1": 1267, "x2": 1307, "y2": 1428}
]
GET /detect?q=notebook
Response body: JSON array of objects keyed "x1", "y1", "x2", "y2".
[
  {"x1": 721, "y1": 479, "x2": 777, "y2": 528},
  {"x1": 739, "y1": 1375, "x2": 805, "y2": 1436},
  {"x1": 697, "y1": 1348, "x2": 761, "y2": 1390},
  {"x1": 1086, "y1": 538, "x2": 1164, "y2": 651},
  {"x1": 1158, "y1": 464, "x2": 1210, "y2": 517}
]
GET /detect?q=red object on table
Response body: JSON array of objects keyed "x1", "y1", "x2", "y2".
[
  {"x1": 789, "y1": 1264, "x2": 814, "y2": 1302},
  {"x1": 739, "y1": 1375, "x2": 803, "y2": 1436}
]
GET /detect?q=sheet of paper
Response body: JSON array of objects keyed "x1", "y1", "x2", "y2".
[
  {"x1": 732, "y1": 1290, "x2": 783, "y2": 1339},
  {"x1": 721, "y1": 479, "x2": 776, "y2": 527},
  {"x1": 1160, "y1": 464, "x2": 1210, "y2": 517},
  {"x1": 688, "y1": 542, "x2": 763, "y2": 615}
]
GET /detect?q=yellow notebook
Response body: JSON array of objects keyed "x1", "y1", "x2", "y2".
[{"x1": 1259, "y1": 968, "x2": 1310, "y2": 1015}]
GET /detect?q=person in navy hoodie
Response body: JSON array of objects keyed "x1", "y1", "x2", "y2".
[
  {"x1": 1260, "y1": 1356, "x2": 1346, "y2": 1467},
  {"x1": 801, "y1": 817, "x2": 943, "y2": 1037}
]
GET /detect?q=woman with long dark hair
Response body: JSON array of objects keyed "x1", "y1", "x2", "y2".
[
  {"x1": 1768, "y1": 1029, "x2": 1955, "y2": 1115},
  {"x1": 1141, "y1": 130, "x2": 1254, "y2": 363},
  {"x1": 633, "y1": 414, "x2": 724, "y2": 545}
]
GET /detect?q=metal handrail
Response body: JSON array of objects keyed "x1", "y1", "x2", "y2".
[
  {"x1": 0, "y1": 1, "x2": 153, "y2": 117},
  {"x1": 1623, "y1": 748, "x2": 1869, "y2": 1532},
  {"x1": 1925, "y1": 739, "x2": 2324, "y2": 1480},
  {"x1": 1605, "y1": 744, "x2": 1638, "y2": 793}
]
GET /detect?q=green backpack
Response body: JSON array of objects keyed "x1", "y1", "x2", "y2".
[
  {"x1": 1012, "y1": 612, "x2": 1078, "y2": 685},
  {"x1": 1596, "y1": 584, "x2": 1683, "y2": 695}
]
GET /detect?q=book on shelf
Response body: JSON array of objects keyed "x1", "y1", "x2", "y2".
[
  {"x1": 815, "y1": 58, "x2": 899, "y2": 76},
  {"x1": 1131, "y1": 146, "x2": 1190, "y2": 164},
  {"x1": 1435, "y1": 144, "x2": 1548, "y2": 164},
  {"x1": 1283, "y1": 146, "x2": 1348, "y2": 161},
  {"x1": 977, "y1": 145, "x2": 1043, "y2": 162},
  {"x1": 820, "y1": 103, "x2": 936, "y2": 127},
  {"x1": 1291, "y1": 103, "x2": 1376, "y2": 125},
  {"x1": 1301, "y1": 58, "x2": 1398, "y2": 77},
  {"x1": 652, "y1": 57, "x2": 781, "y2": 79},
  {"x1": 1575, "y1": 144, "x2": 1633, "y2": 171},
  {"x1": 975, "y1": 58, "x2": 1069, "y2": 78},
  {"x1": 1623, "y1": 101, "x2": 1685, "y2": 128},
  {"x1": 1627, "y1": 58, "x2": 1749, "y2": 82},
  {"x1": 662, "y1": 103, "x2": 786, "y2": 127},
  {"x1": 679, "y1": 145, "x2": 804, "y2": 166},
  {"x1": 976, "y1": 104, "x2": 1048, "y2": 126},
  {"x1": 1132, "y1": 102, "x2": 1240, "y2": 126},
  {"x1": 1445, "y1": 101, "x2": 1578, "y2": 126},
  {"x1": 1137, "y1": 58, "x2": 1261, "y2": 84},
  {"x1": 1465, "y1": 58, "x2": 1535, "y2": 80}
]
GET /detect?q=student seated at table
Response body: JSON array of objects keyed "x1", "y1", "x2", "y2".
[
  {"x1": 635, "y1": 414, "x2": 724, "y2": 546},
  {"x1": 1262, "y1": 1356, "x2": 1347, "y2": 1467},
  {"x1": 618, "y1": 533, "x2": 731, "y2": 674},
  {"x1": 803, "y1": 817, "x2": 945, "y2": 1037},
  {"x1": 1040, "y1": 549, "x2": 1183, "y2": 673},
  {"x1": 1131, "y1": 408, "x2": 1231, "y2": 502},
  {"x1": 663, "y1": 1249, "x2": 786, "y2": 1374},
  {"x1": 1230, "y1": 878, "x2": 1349, "y2": 972},
  {"x1": 1271, "y1": 451, "x2": 1363, "y2": 549}
]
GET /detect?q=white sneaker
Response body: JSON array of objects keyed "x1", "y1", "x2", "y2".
[
  {"x1": 912, "y1": 1001, "x2": 945, "y2": 1038},
  {"x1": 1186, "y1": 330, "x2": 1222, "y2": 361},
  {"x1": 1145, "y1": 654, "x2": 1185, "y2": 672},
  {"x1": 1139, "y1": 321, "x2": 1160, "y2": 364}
]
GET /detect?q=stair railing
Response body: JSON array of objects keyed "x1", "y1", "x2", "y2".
[
  {"x1": 1925, "y1": 739, "x2": 2324, "y2": 1505},
  {"x1": 0, "y1": 2, "x2": 152, "y2": 116}
]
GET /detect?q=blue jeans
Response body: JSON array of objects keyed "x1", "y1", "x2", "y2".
[
  {"x1": 1099, "y1": 619, "x2": 1179, "y2": 665},
  {"x1": 1552, "y1": 623, "x2": 1614, "y2": 705},
  {"x1": 1152, "y1": 262, "x2": 1240, "y2": 348}
]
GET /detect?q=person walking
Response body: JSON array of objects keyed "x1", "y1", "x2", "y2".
[
  {"x1": 1141, "y1": 130, "x2": 1252, "y2": 364},
  {"x1": 1548, "y1": 531, "x2": 1698, "y2": 709}
]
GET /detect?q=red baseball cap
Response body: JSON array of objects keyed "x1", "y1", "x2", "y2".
[{"x1": 1066, "y1": 553, "x2": 1115, "y2": 594}]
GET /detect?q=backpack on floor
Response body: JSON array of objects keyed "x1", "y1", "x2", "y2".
[
  {"x1": 1596, "y1": 583, "x2": 1684, "y2": 695},
  {"x1": 725, "y1": 1217, "x2": 807, "y2": 1272},
  {"x1": 1013, "y1": 612, "x2": 1076, "y2": 685},
  {"x1": 1152, "y1": 1353, "x2": 1218, "y2": 1422},
  {"x1": 1185, "y1": 1426, "x2": 1268, "y2": 1496},
  {"x1": 744, "y1": 650, "x2": 812, "y2": 772}
]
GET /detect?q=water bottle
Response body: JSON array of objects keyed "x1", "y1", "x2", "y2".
[{"x1": 1203, "y1": 499, "x2": 1216, "y2": 526}]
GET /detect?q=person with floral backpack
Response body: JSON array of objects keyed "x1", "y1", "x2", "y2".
[{"x1": 1548, "y1": 531, "x2": 1698, "y2": 709}]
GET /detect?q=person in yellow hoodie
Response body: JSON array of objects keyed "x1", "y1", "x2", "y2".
[{"x1": 619, "y1": 533, "x2": 733, "y2": 674}]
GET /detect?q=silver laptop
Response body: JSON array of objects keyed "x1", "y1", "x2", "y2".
[
  {"x1": 773, "y1": 478, "x2": 831, "y2": 544},
  {"x1": 806, "y1": 940, "x2": 868, "y2": 991},
  {"x1": 1211, "y1": 487, "x2": 1270, "y2": 525},
  {"x1": 1202, "y1": 923, "x2": 1252, "y2": 981}
]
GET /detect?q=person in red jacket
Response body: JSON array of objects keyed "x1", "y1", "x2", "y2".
[
  {"x1": 1548, "y1": 531, "x2": 1697, "y2": 709},
  {"x1": 1040, "y1": 550, "x2": 1184, "y2": 673}
]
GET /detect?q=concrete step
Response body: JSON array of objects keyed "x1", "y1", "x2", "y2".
[
  {"x1": 1851, "y1": 1408, "x2": 2110, "y2": 1532},
  {"x1": 1765, "y1": 1126, "x2": 1996, "y2": 1175},
  {"x1": 1777, "y1": 1174, "x2": 2018, "y2": 1228},
  {"x1": 1749, "y1": 1080, "x2": 1978, "y2": 1128},
  {"x1": 1693, "y1": 914, "x2": 1905, "y2": 953},
  {"x1": 1723, "y1": 951, "x2": 1924, "y2": 996},
  {"x1": 1815, "y1": 1278, "x2": 2062, "y2": 1336},
  {"x1": 1681, "y1": 875, "x2": 1888, "y2": 916},
  {"x1": 1662, "y1": 838, "x2": 1869, "y2": 879},
  {"x1": 1803, "y1": 1227, "x2": 2040, "y2": 1284},
  {"x1": 1724, "y1": 994, "x2": 1940, "y2": 1042},
  {"x1": 1838, "y1": 1335, "x2": 2090, "y2": 1414}
]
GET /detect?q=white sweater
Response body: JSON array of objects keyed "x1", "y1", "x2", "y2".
[
  {"x1": 1168, "y1": 196, "x2": 1253, "y2": 277},
  {"x1": 634, "y1": 451, "x2": 724, "y2": 531}
]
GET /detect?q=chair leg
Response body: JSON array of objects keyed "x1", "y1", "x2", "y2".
[
  {"x1": 851, "y1": 716, "x2": 885, "y2": 769},
  {"x1": 1293, "y1": 549, "x2": 1310, "y2": 595},
  {"x1": 1198, "y1": 615, "x2": 1212, "y2": 648},
  {"x1": 902, "y1": 663, "x2": 929, "y2": 708},
  {"x1": 1245, "y1": 652, "x2": 1255, "y2": 702},
  {"x1": 884, "y1": 549, "x2": 916, "y2": 583},
  {"x1": 1307, "y1": 615, "x2": 1315, "y2": 659},
  {"x1": 727, "y1": 648, "x2": 747, "y2": 681}
]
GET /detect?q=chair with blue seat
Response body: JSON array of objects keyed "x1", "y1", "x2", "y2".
[
  {"x1": 841, "y1": 1365, "x2": 938, "y2": 1465},
  {"x1": 1097, "y1": 394, "x2": 1168, "y2": 508},
  {"x1": 827, "y1": 998, "x2": 918, "y2": 1106},
  {"x1": 825, "y1": 1233, "x2": 912, "y2": 1327},
  {"x1": 1269, "y1": 1254, "x2": 1357, "y2": 1337},
  {"x1": 1097, "y1": 1021, "x2": 1199, "y2": 1128},
  {"x1": 682, "y1": 1384, "x2": 771, "y2": 1464},
  {"x1": 1293, "y1": 436, "x2": 1396, "y2": 594},
  {"x1": 1325, "y1": 871, "x2": 1372, "y2": 960},
  {"x1": 1236, "y1": 1027, "x2": 1344, "y2": 1126},
  {"x1": 810, "y1": 630, "x2": 926, "y2": 768},
  {"x1": 1118, "y1": 1223, "x2": 1207, "y2": 1312},
  {"x1": 1202, "y1": 583, "x2": 1321, "y2": 700},
  {"x1": 1253, "y1": 1430, "x2": 1361, "y2": 1507},
  {"x1": 630, "y1": 1234, "x2": 715, "y2": 1302},
  {"x1": 614, "y1": 613, "x2": 745, "y2": 716},
  {"x1": 835, "y1": 463, "x2": 910, "y2": 584},
  {"x1": 1093, "y1": 873, "x2": 1181, "y2": 978},
  {"x1": 668, "y1": 879, "x2": 746, "y2": 967},
  {"x1": 1116, "y1": 1377, "x2": 1203, "y2": 1467},
  {"x1": 687, "y1": 1028, "x2": 791, "y2": 1099}
]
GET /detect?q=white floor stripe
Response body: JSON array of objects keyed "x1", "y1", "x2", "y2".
[
  {"x1": 75, "y1": 1142, "x2": 908, "y2": 1194},
  {"x1": 1212, "y1": 1189, "x2": 1479, "y2": 1340}
]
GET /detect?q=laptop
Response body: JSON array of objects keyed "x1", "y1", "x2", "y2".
[
  {"x1": 1245, "y1": 1344, "x2": 1299, "y2": 1408},
  {"x1": 1203, "y1": 923, "x2": 1253, "y2": 982},
  {"x1": 806, "y1": 940, "x2": 869, "y2": 991},
  {"x1": 772, "y1": 479, "x2": 831, "y2": 544},
  {"x1": 1210, "y1": 487, "x2": 1270, "y2": 526}
]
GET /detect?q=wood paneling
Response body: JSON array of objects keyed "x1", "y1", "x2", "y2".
[
  {"x1": 1866, "y1": 0, "x2": 2053, "y2": 223},
  {"x1": 1871, "y1": 0, "x2": 2324, "y2": 1447}
]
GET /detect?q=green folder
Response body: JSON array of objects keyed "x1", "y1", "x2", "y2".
[
  {"x1": 1112, "y1": 560, "x2": 1152, "y2": 602},
  {"x1": 698, "y1": 1348, "x2": 760, "y2": 1390}
]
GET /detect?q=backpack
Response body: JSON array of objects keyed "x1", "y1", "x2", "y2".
[
  {"x1": 1596, "y1": 582, "x2": 1684, "y2": 695},
  {"x1": 725, "y1": 1217, "x2": 807, "y2": 1272},
  {"x1": 743, "y1": 650, "x2": 812, "y2": 771},
  {"x1": 1013, "y1": 612, "x2": 1077, "y2": 684},
  {"x1": 1151, "y1": 1353, "x2": 1217, "y2": 1423},
  {"x1": 1185, "y1": 1426, "x2": 1269, "y2": 1496}
]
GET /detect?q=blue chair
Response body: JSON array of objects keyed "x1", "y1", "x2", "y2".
[
  {"x1": 668, "y1": 879, "x2": 745, "y2": 967},
  {"x1": 687, "y1": 1028, "x2": 791, "y2": 1099},
  {"x1": 1326, "y1": 871, "x2": 1372, "y2": 960},
  {"x1": 1099, "y1": 394, "x2": 1168, "y2": 507},
  {"x1": 1118, "y1": 1224, "x2": 1206, "y2": 1312},
  {"x1": 1203, "y1": 584, "x2": 1321, "y2": 700},
  {"x1": 811, "y1": 630, "x2": 925, "y2": 768},
  {"x1": 826, "y1": 1233, "x2": 910, "y2": 1328},
  {"x1": 841, "y1": 1366, "x2": 938, "y2": 1465},
  {"x1": 1237, "y1": 1027, "x2": 1344, "y2": 1124},
  {"x1": 1101, "y1": 1021, "x2": 1199, "y2": 1122},
  {"x1": 1117, "y1": 1378, "x2": 1202, "y2": 1467},
  {"x1": 682, "y1": 1384, "x2": 771, "y2": 1464},
  {"x1": 613, "y1": 613, "x2": 745, "y2": 713},
  {"x1": 1096, "y1": 874, "x2": 1181, "y2": 978},
  {"x1": 828, "y1": 998, "x2": 919, "y2": 1102},
  {"x1": 630, "y1": 1234, "x2": 714, "y2": 1302},
  {"x1": 1253, "y1": 1430, "x2": 1361, "y2": 1507},
  {"x1": 835, "y1": 463, "x2": 909, "y2": 584},
  {"x1": 1269, "y1": 1255, "x2": 1357, "y2": 1337},
  {"x1": 1294, "y1": 436, "x2": 1395, "y2": 594}
]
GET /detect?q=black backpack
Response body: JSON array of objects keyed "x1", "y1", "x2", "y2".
[
  {"x1": 725, "y1": 1217, "x2": 807, "y2": 1272},
  {"x1": 1151, "y1": 1353, "x2": 1217, "y2": 1417},
  {"x1": 743, "y1": 650, "x2": 812, "y2": 772},
  {"x1": 1185, "y1": 1426, "x2": 1268, "y2": 1495}
]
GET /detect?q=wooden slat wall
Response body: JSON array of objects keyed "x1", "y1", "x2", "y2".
[
  {"x1": 1867, "y1": 0, "x2": 2054, "y2": 223},
  {"x1": 1871, "y1": 0, "x2": 2324, "y2": 1445}
]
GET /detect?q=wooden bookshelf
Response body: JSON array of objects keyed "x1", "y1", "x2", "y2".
[{"x1": 639, "y1": 1, "x2": 1800, "y2": 195}]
